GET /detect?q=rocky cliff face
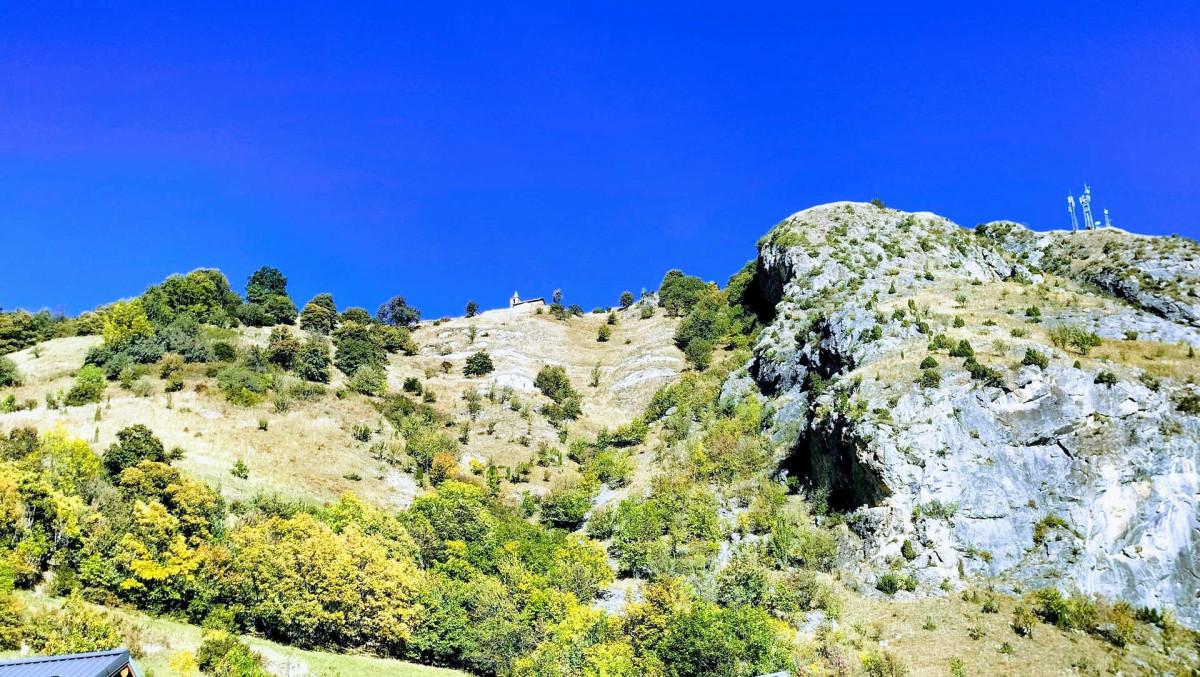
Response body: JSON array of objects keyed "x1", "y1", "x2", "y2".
[{"x1": 742, "y1": 202, "x2": 1200, "y2": 624}]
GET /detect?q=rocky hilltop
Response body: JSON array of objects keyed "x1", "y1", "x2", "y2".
[{"x1": 740, "y1": 201, "x2": 1200, "y2": 624}]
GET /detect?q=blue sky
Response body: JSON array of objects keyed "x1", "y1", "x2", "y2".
[{"x1": 2, "y1": 2, "x2": 1197, "y2": 317}]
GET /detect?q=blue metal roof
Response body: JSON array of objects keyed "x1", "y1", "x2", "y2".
[{"x1": 0, "y1": 649, "x2": 140, "y2": 677}]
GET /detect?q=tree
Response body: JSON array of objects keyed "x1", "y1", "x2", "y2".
[
  {"x1": 597, "y1": 325, "x2": 612, "y2": 342},
  {"x1": 102, "y1": 299, "x2": 154, "y2": 349},
  {"x1": 333, "y1": 322, "x2": 386, "y2": 376},
  {"x1": 267, "y1": 327, "x2": 301, "y2": 369},
  {"x1": 540, "y1": 479, "x2": 596, "y2": 530},
  {"x1": 657, "y1": 270, "x2": 707, "y2": 317},
  {"x1": 246, "y1": 266, "x2": 288, "y2": 305},
  {"x1": 299, "y1": 302, "x2": 337, "y2": 334},
  {"x1": 310, "y1": 293, "x2": 338, "y2": 314},
  {"x1": 465, "y1": 300, "x2": 478, "y2": 318},
  {"x1": 27, "y1": 595, "x2": 121, "y2": 655},
  {"x1": 142, "y1": 269, "x2": 241, "y2": 326},
  {"x1": 262, "y1": 294, "x2": 298, "y2": 325},
  {"x1": 295, "y1": 337, "x2": 332, "y2": 383},
  {"x1": 230, "y1": 514, "x2": 422, "y2": 652},
  {"x1": 684, "y1": 339, "x2": 713, "y2": 371},
  {"x1": 103, "y1": 424, "x2": 169, "y2": 476},
  {"x1": 64, "y1": 365, "x2": 106, "y2": 406},
  {"x1": 377, "y1": 296, "x2": 421, "y2": 327},
  {"x1": 341, "y1": 307, "x2": 372, "y2": 324},
  {"x1": 463, "y1": 351, "x2": 494, "y2": 377},
  {"x1": 535, "y1": 365, "x2": 577, "y2": 404},
  {"x1": 553, "y1": 289, "x2": 564, "y2": 305}
]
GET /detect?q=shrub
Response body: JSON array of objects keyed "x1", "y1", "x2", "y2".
[
  {"x1": 1012, "y1": 605, "x2": 1037, "y2": 637},
  {"x1": 1049, "y1": 325, "x2": 1102, "y2": 355},
  {"x1": 927, "y1": 334, "x2": 952, "y2": 350},
  {"x1": 964, "y1": 358, "x2": 1003, "y2": 387},
  {"x1": 1021, "y1": 348, "x2": 1048, "y2": 369},
  {"x1": 1176, "y1": 392, "x2": 1200, "y2": 414},
  {"x1": 918, "y1": 368, "x2": 941, "y2": 389},
  {"x1": 0, "y1": 357, "x2": 21, "y2": 387},
  {"x1": 463, "y1": 351, "x2": 494, "y2": 377},
  {"x1": 350, "y1": 365, "x2": 388, "y2": 397},
  {"x1": 876, "y1": 573, "x2": 917, "y2": 595},
  {"x1": 230, "y1": 459, "x2": 249, "y2": 479},
  {"x1": 919, "y1": 356, "x2": 938, "y2": 369},
  {"x1": 1031, "y1": 588, "x2": 1096, "y2": 632},
  {"x1": 465, "y1": 300, "x2": 478, "y2": 318},
  {"x1": 64, "y1": 365, "x2": 106, "y2": 406},
  {"x1": 640, "y1": 305, "x2": 655, "y2": 320},
  {"x1": 685, "y1": 339, "x2": 713, "y2": 371},
  {"x1": 948, "y1": 340, "x2": 974, "y2": 358},
  {"x1": 534, "y1": 365, "x2": 576, "y2": 403},
  {"x1": 267, "y1": 327, "x2": 300, "y2": 369},
  {"x1": 901, "y1": 539, "x2": 916, "y2": 560},
  {"x1": 597, "y1": 325, "x2": 611, "y2": 342},
  {"x1": 1033, "y1": 514, "x2": 1070, "y2": 544},
  {"x1": 262, "y1": 295, "x2": 298, "y2": 325},
  {"x1": 333, "y1": 322, "x2": 385, "y2": 376},
  {"x1": 1094, "y1": 370, "x2": 1117, "y2": 386},
  {"x1": 212, "y1": 341, "x2": 237, "y2": 362},
  {"x1": 619, "y1": 291, "x2": 634, "y2": 308},
  {"x1": 293, "y1": 337, "x2": 331, "y2": 383},
  {"x1": 540, "y1": 479, "x2": 596, "y2": 529},
  {"x1": 216, "y1": 366, "x2": 268, "y2": 406},
  {"x1": 402, "y1": 377, "x2": 423, "y2": 394}
]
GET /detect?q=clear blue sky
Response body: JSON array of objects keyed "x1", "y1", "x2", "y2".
[{"x1": 2, "y1": 2, "x2": 1197, "y2": 317}]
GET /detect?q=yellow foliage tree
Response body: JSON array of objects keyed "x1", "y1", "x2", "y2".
[{"x1": 102, "y1": 299, "x2": 154, "y2": 349}]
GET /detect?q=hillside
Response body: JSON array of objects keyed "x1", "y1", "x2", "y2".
[{"x1": 1, "y1": 203, "x2": 1199, "y2": 677}]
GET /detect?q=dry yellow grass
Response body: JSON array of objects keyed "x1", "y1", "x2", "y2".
[
  {"x1": 0, "y1": 303, "x2": 682, "y2": 509},
  {"x1": 822, "y1": 588, "x2": 1198, "y2": 676}
]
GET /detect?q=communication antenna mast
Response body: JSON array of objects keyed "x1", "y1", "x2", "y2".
[
  {"x1": 1103, "y1": 208, "x2": 1111, "y2": 228},
  {"x1": 1080, "y1": 184, "x2": 1095, "y2": 230},
  {"x1": 1067, "y1": 194, "x2": 1079, "y2": 232}
]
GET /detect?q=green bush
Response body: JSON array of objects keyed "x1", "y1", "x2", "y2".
[
  {"x1": 684, "y1": 339, "x2": 713, "y2": 371},
  {"x1": 1094, "y1": 370, "x2": 1118, "y2": 386},
  {"x1": 919, "y1": 356, "x2": 938, "y2": 369},
  {"x1": 1048, "y1": 325, "x2": 1102, "y2": 355},
  {"x1": 299, "y1": 299, "x2": 338, "y2": 334},
  {"x1": 619, "y1": 291, "x2": 634, "y2": 308},
  {"x1": 534, "y1": 365, "x2": 576, "y2": 404},
  {"x1": 0, "y1": 357, "x2": 21, "y2": 387},
  {"x1": 216, "y1": 365, "x2": 268, "y2": 406},
  {"x1": 918, "y1": 368, "x2": 941, "y2": 389},
  {"x1": 463, "y1": 351, "x2": 494, "y2": 377},
  {"x1": 350, "y1": 365, "x2": 388, "y2": 396},
  {"x1": 465, "y1": 300, "x2": 478, "y2": 318},
  {"x1": 1021, "y1": 348, "x2": 1049, "y2": 369},
  {"x1": 64, "y1": 365, "x2": 106, "y2": 406},
  {"x1": 211, "y1": 341, "x2": 237, "y2": 362},
  {"x1": 294, "y1": 337, "x2": 331, "y2": 383},
  {"x1": 597, "y1": 325, "x2": 611, "y2": 342},
  {"x1": 540, "y1": 479, "x2": 596, "y2": 529},
  {"x1": 103, "y1": 424, "x2": 169, "y2": 476},
  {"x1": 949, "y1": 340, "x2": 974, "y2": 358}
]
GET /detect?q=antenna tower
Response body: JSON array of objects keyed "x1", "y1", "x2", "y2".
[{"x1": 1080, "y1": 184, "x2": 1095, "y2": 230}]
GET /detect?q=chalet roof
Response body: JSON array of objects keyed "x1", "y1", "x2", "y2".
[{"x1": 0, "y1": 649, "x2": 140, "y2": 677}]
